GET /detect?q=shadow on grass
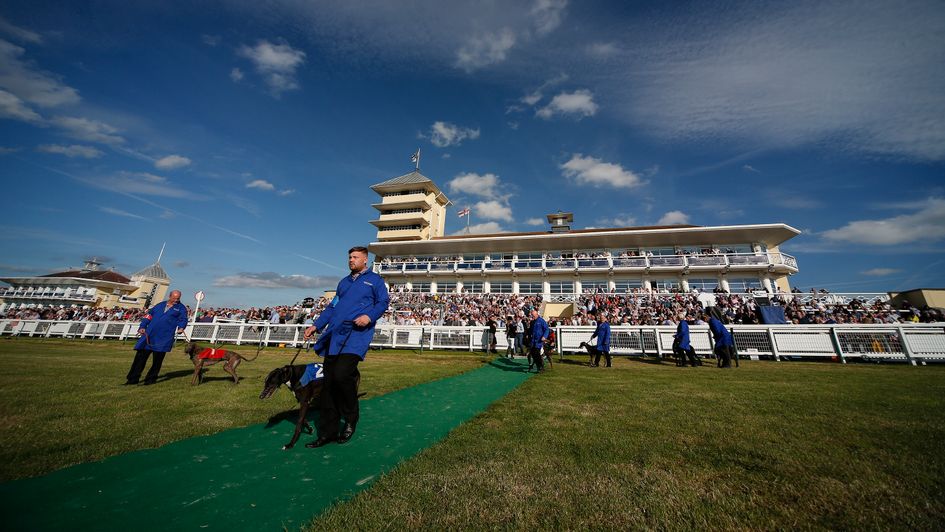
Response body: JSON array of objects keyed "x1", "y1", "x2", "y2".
[
  {"x1": 487, "y1": 358, "x2": 530, "y2": 373},
  {"x1": 264, "y1": 407, "x2": 320, "y2": 429}
]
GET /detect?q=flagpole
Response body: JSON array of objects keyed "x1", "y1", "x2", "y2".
[
  {"x1": 415, "y1": 147, "x2": 421, "y2": 171},
  {"x1": 466, "y1": 206, "x2": 471, "y2": 234}
]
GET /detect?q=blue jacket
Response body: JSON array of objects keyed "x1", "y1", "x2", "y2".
[
  {"x1": 528, "y1": 316, "x2": 549, "y2": 348},
  {"x1": 708, "y1": 317, "x2": 734, "y2": 348},
  {"x1": 675, "y1": 320, "x2": 691, "y2": 350},
  {"x1": 591, "y1": 321, "x2": 611, "y2": 353},
  {"x1": 314, "y1": 269, "x2": 390, "y2": 358},
  {"x1": 134, "y1": 301, "x2": 188, "y2": 352}
]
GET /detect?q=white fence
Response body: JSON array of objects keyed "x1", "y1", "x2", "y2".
[{"x1": 2, "y1": 319, "x2": 943, "y2": 364}]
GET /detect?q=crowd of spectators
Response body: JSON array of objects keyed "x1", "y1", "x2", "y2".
[{"x1": 2, "y1": 291, "x2": 941, "y2": 326}]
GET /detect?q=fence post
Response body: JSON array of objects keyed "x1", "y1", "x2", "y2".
[
  {"x1": 829, "y1": 327, "x2": 846, "y2": 364},
  {"x1": 468, "y1": 327, "x2": 475, "y2": 351},
  {"x1": 264, "y1": 325, "x2": 272, "y2": 348},
  {"x1": 99, "y1": 321, "x2": 108, "y2": 340},
  {"x1": 392, "y1": 326, "x2": 398, "y2": 349},
  {"x1": 896, "y1": 326, "x2": 917, "y2": 366},
  {"x1": 237, "y1": 324, "x2": 245, "y2": 346},
  {"x1": 653, "y1": 328, "x2": 663, "y2": 361},
  {"x1": 639, "y1": 329, "x2": 646, "y2": 357},
  {"x1": 766, "y1": 327, "x2": 780, "y2": 361},
  {"x1": 210, "y1": 324, "x2": 219, "y2": 344}
]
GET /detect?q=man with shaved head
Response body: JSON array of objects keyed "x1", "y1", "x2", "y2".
[{"x1": 125, "y1": 289, "x2": 189, "y2": 385}]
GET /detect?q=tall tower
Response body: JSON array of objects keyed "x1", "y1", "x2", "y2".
[
  {"x1": 129, "y1": 244, "x2": 171, "y2": 308},
  {"x1": 370, "y1": 170, "x2": 452, "y2": 241}
]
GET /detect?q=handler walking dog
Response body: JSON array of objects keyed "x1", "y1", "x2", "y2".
[{"x1": 125, "y1": 289, "x2": 188, "y2": 386}]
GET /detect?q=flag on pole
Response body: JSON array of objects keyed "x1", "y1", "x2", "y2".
[
  {"x1": 411, "y1": 148, "x2": 420, "y2": 169},
  {"x1": 457, "y1": 207, "x2": 470, "y2": 218}
]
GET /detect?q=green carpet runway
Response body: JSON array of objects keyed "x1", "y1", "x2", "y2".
[{"x1": 0, "y1": 357, "x2": 532, "y2": 530}]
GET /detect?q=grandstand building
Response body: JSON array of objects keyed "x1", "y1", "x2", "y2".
[
  {"x1": 368, "y1": 171, "x2": 801, "y2": 300},
  {"x1": 0, "y1": 256, "x2": 171, "y2": 311}
]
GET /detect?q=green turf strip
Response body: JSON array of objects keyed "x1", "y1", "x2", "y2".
[{"x1": 0, "y1": 357, "x2": 532, "y2": 530}]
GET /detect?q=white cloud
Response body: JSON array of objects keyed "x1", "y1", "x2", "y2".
[
  {"x1": 448, "y1": 172, "x2": 499, "y2": 198},
  {"x1": 537, "y1": 89, "x2": 598, "y2": 119},
  {"x1": 213, "y1": 271, "x2": 339, "y2": 289},
  {"x1": 603, "y1": 215, "x2": 637, "y2": 227},
  {"x1": 862, "y1": 268, "x2": 902, "y2": 276},
  {"x1": 246, "y1": 179, "x2": 275, "y2": 190},
  {"x1": 99, "y1": 206, "x2": 145, "y2": 220},
  {"x1": 278, "y1": 189, "x2": 295, "y2": 196},
  {"x1": 428, "y1": 121, "x2": 480, "y2": 148},
  {"x1": 521, "y1": 92, "x2": 542, "y2": 106},
  {"x1": 621, "y1": 1, "x2": 945, "y2": 161},
  {"x1": 0, "y1": 16, "x2": 43, "y2": 44},
  {"x1": 453, "y1": 221, "x2": 504, "y2": 235},
  {"x1": 560, "y1": 154, "x2": 645, "y2": 189},
  {"x1": 237, "y1": 40, "x2": 306, "y2": 96},
  {"x1": 50, "y1": 116, "x2": 125, "y2": 145},
  {"x1": 474, "y1": 200, "x2": 513, "y2": 222},
  {"x1": 455, "y1": 28, "x2": 516, "y2": 72},
  {"x1": 0, "y1": 88, "x2": 42, "y2": 122},
  {"x1": 37, "y1": 144, "x2": 103, "y2": 158},
  {"x1": 136, "y1": 172, "x2": 166, "y2": 183},
  {"x1": 586, "y1": 42, "x2": 619, "y2": 58},
  {"x1": 230, "y1": 67, "x2": 244, "y2": 82},
  {"x1": 530, "y1": 0, "x2": 568, "y2": 35},
  {"x1": 524, "y1": 217, "x2": 545, "y2": 226},
  {"x1": 742, "y1": 164, "x2": 760, "y2": 173},
  {"x1": 657, "y1": 211, "x2": 690, "y2": 225},
  {"x1": 201, "y1": 34, "x2": 221, "y2": 47},
  {"x1": 0, "y1": 39, "x2": 80, "y2": 108},
  {"x1": 154, "y1": 154, "x2": 191, "y2": 170},
  {"x1": 822, "y1": 198, "x2": 945, "y2": 245},
  {"x1": 75, "y1": 172, "x2": 202, "y2": 200}
]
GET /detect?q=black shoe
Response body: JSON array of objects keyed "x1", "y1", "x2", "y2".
[
  {"x1": 305, "y1": 436, "x2": 336, "y2": 448},
  {"x1": 337, "y1": 424, "x2": 356, "y2": 444}
]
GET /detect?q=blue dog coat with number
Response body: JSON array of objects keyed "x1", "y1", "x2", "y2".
[{"x1": 299, "y1": 363, "x2": 324, "y2": 387}]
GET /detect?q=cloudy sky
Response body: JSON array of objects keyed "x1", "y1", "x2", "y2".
[{"x1": 0, "y1": 0, "x2": 943, "y2": 307}]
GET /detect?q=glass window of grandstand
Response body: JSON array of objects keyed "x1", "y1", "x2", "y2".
[
  {"x1": 546, "y1": 251, "x2": 573, "y2": 268},
  {"x1": 515, "y1": 252, "x2": 543, "y2": 268},
  {"x1": 463, "y1": 281, "x2": 484, "y2": 293},
  {"x1": 437, "y1": 282, "x2": 457, "y2": 294},
  {"x1": 614, "y1": 279, "x2": 643, "y2": 293},
  {"x1": 728, "y1": 277, "x2": 763, "y2": 293},
  {"x1": 645, "y1": 247, "x2": 676, "y2": 256},
  {"x1": 490, "y1": 281, "x2": 513, "y2": 293},
  {"x1": 652, "y1": 279, "x2": 680, "y2": 291},
  {"x1": 549, "y1": 281, "x2": 574, "y2": 294},
  {"x1": 723, "y1": 243, "x2": 754, "y2": 254},
  {"x1": 577, "y1": 249, "x2": 609, "y2": 267},
  {"x1": 389, "y1": 282, "x2": 408, "y2": 293},
  {"x1": 518, "y1": 281, "x2": 543, "y2": 294},
  {"x1": 487, "y1": 253, "x2": 513, "y2": 269},
  {"x1": 411, "y1": 282, "x2": 431, "y2": 293},
  {"x1": 458, "y1": 254, "x2": 484, "y2": 269},
  {"x1": 688, "y1": 278, "x2": 719, "y2": 292},
  {"x1": 582, "y1": 280, "x2": 609, "y2": 293}
]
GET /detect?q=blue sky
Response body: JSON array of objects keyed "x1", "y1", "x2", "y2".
[{"x1": 0, "y1": 0, "x2": 943, "y2": 308}]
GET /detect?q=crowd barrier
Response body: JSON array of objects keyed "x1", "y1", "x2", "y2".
[{"x1": 2, "y1": 319, "x2": 943, "y2": 364}]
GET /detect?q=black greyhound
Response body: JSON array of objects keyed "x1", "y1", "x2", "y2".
[{"x1": 260, "y1": 365, "x2": 362, "y2": 450}]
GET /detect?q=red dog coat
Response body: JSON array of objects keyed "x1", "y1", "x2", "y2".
[{"x1": 197, "y1": 348, "x2": 227, "y2": 360}]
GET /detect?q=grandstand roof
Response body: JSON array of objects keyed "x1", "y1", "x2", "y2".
[
  {"x1": 0, "y1": 267, "x2": 135, "y2": 287},
  {"x1": 133, "y1": 262, "x2": 170, "y2": 281},
  {"x1": 370, "y1": 223, "x2": 801, "y2": 256}
]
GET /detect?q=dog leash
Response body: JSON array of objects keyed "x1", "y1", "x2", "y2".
[{"x1": 289, "y1": 337, "x2": 311, "y2": 366}]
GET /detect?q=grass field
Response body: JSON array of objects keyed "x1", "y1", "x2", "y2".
[
  {"x1": 0, "y1": 338, "x2": 488, "y2": 481},
  {"x1": 2, "y1": 338, "x2": 944, "y2": 529}
]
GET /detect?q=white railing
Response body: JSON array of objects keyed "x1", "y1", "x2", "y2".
[
  {"x1": 1, "y1": 319, "x2": 942, "y2": 364},
  {"x1": 375, "y1": 252, "x2": 799, "y2": 275}
]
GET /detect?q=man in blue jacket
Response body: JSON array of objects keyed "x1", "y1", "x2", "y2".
[
  {"x1": 304, "y1": 246, "x2": 390, "y2": 447},
  {"x1": 125, "y1": 289, "x2": 188, "y2": 385},
  {"x1": 705, "y1": 311, "x2": 735, "y2": 368},
  {"x1": 673, "y1": 312, "x2": 699, "y2": 367},
  {"x1": 527, "y1": 307, "x2": 549, "y2": 372},
  {"x1": 590, "y1": 312, "x2": 612, "y2": 367}
]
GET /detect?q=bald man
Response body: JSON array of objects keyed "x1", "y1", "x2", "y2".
[{"x1": 125, "y1": 289, "x2": 189, "y2": 385}]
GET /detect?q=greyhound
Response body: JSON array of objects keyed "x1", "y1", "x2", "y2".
[{"x1": 184, "y1": 342, "x2": 259, "y2": 385}]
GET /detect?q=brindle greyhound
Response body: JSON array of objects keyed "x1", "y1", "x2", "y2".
[
  {"x1": 184, "y1": 341, "x2": 259, "y2": 385},
  {"x1": 259, "y1": 364, "x2": 362, "y2": 450}
]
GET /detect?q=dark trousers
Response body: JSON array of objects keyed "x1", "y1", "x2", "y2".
[
  {"x1": 126, "y1": 349, "x2": 167, "y2": 383},
  {"x1": 674, "y1": 345, "x2": 699, "y2": 367},
  {"x1": 319, "y1": 354, "x2": 361, "y2": 438},
  {"x1": 528, "y1": 346, "x2": 544, "y2": 371},
  {"x1": 715, "y1": 345, "x2": 734, "y2": 368},
  {"x1": 594, "y1": 350, "x2": 612, "y2": 367}
]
